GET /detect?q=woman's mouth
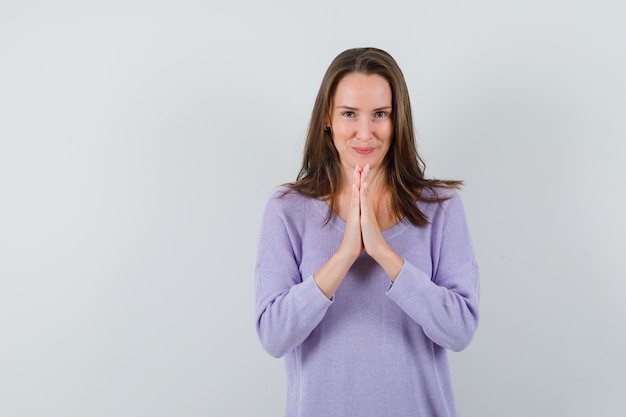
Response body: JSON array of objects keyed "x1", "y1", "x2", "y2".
[{"x1": 353, "y1": 147, "x2": 374, "y2": 155}]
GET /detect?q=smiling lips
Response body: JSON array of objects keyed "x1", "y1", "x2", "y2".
[{"x1": 353, "y1": 147, "x2": 375, "y2": 155}]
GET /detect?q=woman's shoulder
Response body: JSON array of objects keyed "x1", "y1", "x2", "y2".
[
  {"x1": 419, "y1": 183, "x2": 460, "y2": 203},
  {"x1": 416, "y1": 184, "x2": 465, "y2": 221},
  {"x1": 267, "y1": 185, "x2": 312, "y2": 202},
  {"x1": 263, "y1": 186, "x2": 323, "y2": 216}
]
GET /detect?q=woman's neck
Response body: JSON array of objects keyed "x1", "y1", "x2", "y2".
[
  {"x1": 335, "y1": 164, "x2": 398, "y2": 229},
  {"x1": 339, "y1": 164, "x2": 387, "y2": 194}
]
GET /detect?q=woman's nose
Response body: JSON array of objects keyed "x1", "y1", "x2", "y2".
[{"x1": 355, "y1": 118, "x2": 373, "y2": 141}]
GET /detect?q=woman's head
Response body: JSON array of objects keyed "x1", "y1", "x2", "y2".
[
  {"x1": 329, "y1": 71, "x2": 394, "y2": 178},
  {"x1": 300, "y1": 48, "x2": 421, "y2": 192},
  {"x1": 290, "y1": 47, "x2": 461, "y2": 226}
]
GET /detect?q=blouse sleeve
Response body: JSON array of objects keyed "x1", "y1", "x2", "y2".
[
  {"x1": 254, "y1": 193, "x2": 333, "y2": 358},
  {"x1": 385, "y1": 192, "x2": 480, "y2": 352}
]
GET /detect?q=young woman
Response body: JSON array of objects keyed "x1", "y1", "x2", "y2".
[{"x1": 255, "y1": 47, "x2": 479, "y2": 417}]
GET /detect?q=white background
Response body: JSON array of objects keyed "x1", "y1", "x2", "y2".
[{"x1": 1, "y1": 1, "x2": 625, "y2": 416}]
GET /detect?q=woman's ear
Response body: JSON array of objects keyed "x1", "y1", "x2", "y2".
[{"x1": 324, "y1": 115, "x2": 331, "y2": 132}]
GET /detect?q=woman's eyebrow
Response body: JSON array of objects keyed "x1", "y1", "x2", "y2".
[{"x1": 335, "y1": 105, "x2": 392, "y2": 110}]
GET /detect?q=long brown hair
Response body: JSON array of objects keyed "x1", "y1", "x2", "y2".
[{"x1": 285, "y1": 47, "x2": 462, "y2": 226}]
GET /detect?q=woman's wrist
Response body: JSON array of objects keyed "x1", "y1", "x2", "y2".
[{"x1": 372, "y1": 245, "x2": 404, "y2": 282}]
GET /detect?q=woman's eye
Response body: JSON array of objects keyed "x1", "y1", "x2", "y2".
[
  {"x1": 375, "y1": 111, "x2": 387, "y2": 118},
  {"x1": 343, "y1": 111, "x2": 355, "y2": 118}
]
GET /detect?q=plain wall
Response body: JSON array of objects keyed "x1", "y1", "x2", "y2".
[{"x1": 1, "y1": 1, "x2": 624, "y2": 416}]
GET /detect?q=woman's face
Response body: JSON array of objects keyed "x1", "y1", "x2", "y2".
[{"x1": 329, "y1": 72, "x2": 393, "y2": 177}]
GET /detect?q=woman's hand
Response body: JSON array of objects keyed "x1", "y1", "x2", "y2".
[
  {"x1": 358, "y1": 164, "x2": 404, "y2": 281},
  {"x1": 312, "y1": 165, "x2": 363, "y2": 299},
  {"x1": 338, "y1": 165, "x2": 365, "y2": 261},
  {"x1": 313, "y1": 164, "x2": 404, "y2": 299},
  {"x1": 357, "y1": 164, "x2": 386, "y2": 258}
]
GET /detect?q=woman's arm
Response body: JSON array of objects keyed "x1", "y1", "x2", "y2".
[
  {"x1": 254, "y1": 187, "x2": 361, "y2": 358},
  {"x1": 386, "y1": 261, "x2": 479, "y2": 352},
  {"x1": 386, "y1": 194, "x2": 480, "y2": 352}
]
